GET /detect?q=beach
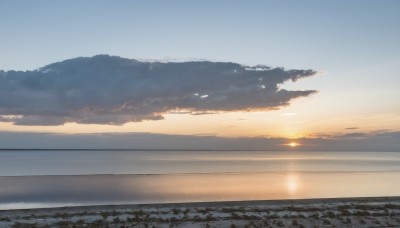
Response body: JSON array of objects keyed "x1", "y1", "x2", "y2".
[{"x1": 1, "y1": 197, "x2": 400, "y2": 227}]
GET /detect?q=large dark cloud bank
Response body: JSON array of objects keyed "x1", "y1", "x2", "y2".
[{"x1": 0, "y1": 55, "x2": 317, "y2": 125}]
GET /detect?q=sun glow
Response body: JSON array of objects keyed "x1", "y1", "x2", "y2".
[{"x1": 289, "y1": 142, "x2": 299, "y2": 147}]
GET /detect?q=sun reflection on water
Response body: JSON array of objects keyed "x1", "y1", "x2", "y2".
[{"x1": 286, "y1": 174, "x2": 299, "y2": 195}]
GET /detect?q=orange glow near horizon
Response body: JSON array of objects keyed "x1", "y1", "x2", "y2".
[
  {"x1": 0, "y1": 111, "x2": 399, "y2": 138},
  {"x1": 289, "y1": 142, "x2": 299, "y2": 147}
]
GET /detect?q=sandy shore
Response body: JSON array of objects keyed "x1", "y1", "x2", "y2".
[{"x1": 1, "y1": 196, "x2": 400, "y2": 227}]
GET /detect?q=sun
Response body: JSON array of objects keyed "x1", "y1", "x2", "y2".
[{"x1": 289, "y1": 142, "x2": 298, "y2": 147}]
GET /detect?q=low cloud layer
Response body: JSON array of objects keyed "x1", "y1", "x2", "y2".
[
  {"x1": 0, "y1": 55, "x2": 317, "y2": 125},
  {"x1": 0, "y1": 131, "x2": 399, "y2": 151}
]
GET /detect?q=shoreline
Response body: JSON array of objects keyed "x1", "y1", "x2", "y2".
[
  {"x1": 1, "y1": 196, "x2": 400, "y2": 227},
  {"x1": 2, "y1": 196, "x2": 400, "y2": 212}
]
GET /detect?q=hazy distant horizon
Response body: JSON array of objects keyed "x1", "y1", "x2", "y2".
[{"x1": 0, "y1": 131, "x2": 399, "y2": 151}]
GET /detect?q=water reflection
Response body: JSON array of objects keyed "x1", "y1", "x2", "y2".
[
  {"x1": 1, "y1": 151, "x2": 400, "y2": 176},
  {"x1": 1, "y1": 171, "x2": 400, "y2": 209},
  {"x1": 286, "y1": 174, "x2": 299, "y2": 195}
]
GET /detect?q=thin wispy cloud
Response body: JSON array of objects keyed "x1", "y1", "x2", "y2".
[
  {"x1": 345, "y1": 127, "x2": 359, "y2": 130},
  {"x1": 0, "y1": 55, "x2": 317, "y2": 125}
]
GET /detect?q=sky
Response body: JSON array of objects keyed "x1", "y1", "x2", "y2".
[{"x1": 0, "y1": 0, "x2": 399, "y2": 149}]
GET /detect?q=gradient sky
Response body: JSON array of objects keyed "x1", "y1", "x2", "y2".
[{"x1": 0, "y1": 0, "x2": 399, "y2": 139}]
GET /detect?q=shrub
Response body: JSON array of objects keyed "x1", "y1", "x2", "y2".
[{"x1": 0, "y1": 217, "x2": 11, "y2": 222}]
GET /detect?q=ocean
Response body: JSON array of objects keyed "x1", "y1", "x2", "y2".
[{"x1": 1, "y1": 150, "x2": 399, "y2": 209}]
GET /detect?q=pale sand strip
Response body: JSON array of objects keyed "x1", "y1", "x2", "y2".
[{"x1": 1, "y1": 196, "x2": 400, "y2": 227}]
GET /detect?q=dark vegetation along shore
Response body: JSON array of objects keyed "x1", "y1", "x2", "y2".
[{"x1": 1, "y1": 197, "x2": 400, "y2": 227}]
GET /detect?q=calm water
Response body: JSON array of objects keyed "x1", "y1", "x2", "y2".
[{"x1": 0, "y1": 150, "x2": 400, "y2": 209}]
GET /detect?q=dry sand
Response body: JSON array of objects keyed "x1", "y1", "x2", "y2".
[{"x1": 1, "y1": 196, "x2": 400, "y2": 227}]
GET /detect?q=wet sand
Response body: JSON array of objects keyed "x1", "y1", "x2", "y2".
[{"x1": 1, "y1": 196, "x2": 400, "y2": 227}]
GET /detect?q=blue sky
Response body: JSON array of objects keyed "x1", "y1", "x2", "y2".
[
  {"x1": 0, "y1": 0, "x2": 399, "y2": 143},
  {"x1": 1, "y1": 0, "x2": 399, "y2": 70}
]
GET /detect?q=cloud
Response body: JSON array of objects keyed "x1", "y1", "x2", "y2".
[
  {"x1": 334, "y1": 132, "x2": 368, "y2": 139},
  {"x1": 0, "y1": 55, "x2": 317, "y2": 125},
  {"x1": 345, "y1": 127, "x2": 359, "y2": 130}
]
